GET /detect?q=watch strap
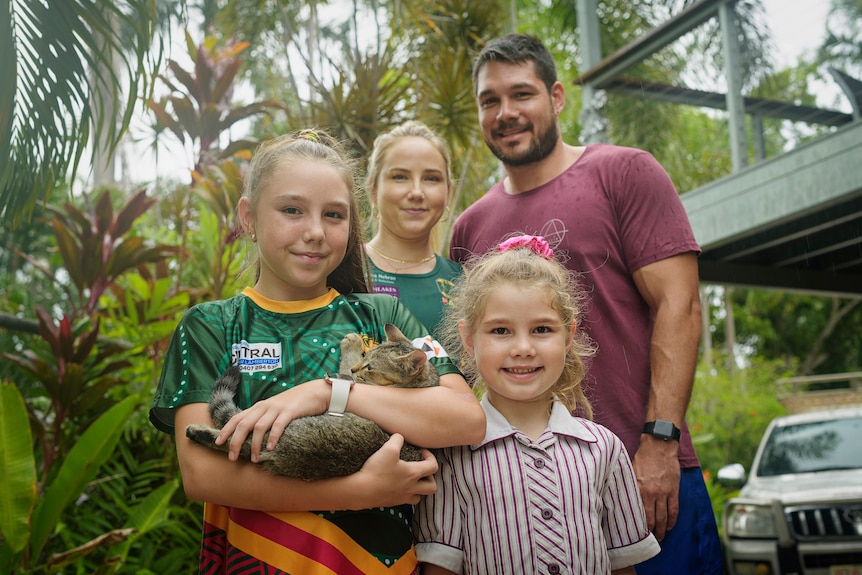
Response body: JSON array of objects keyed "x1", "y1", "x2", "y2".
[
  {"x1": 642, "y1": 419, "x2": 681, "y2": 441},
  {"x1": 325, "y1": 374, "x2": 354, "y2": 415}
]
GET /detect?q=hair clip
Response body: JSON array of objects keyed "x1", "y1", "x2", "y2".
[
  {"x1": 497, "y1": 235, "x2": 554, "y2": 259},
  {"x1": 296, "y1": 129, "x2": 320, "y2": 143}
]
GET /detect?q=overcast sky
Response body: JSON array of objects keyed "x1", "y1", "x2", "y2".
[
  {"x1": 763, "y1": 0, "x2": 831, "y2": 68},
  {"x1": 116, "y1": 1, "x2": 838, "y2": 186}
]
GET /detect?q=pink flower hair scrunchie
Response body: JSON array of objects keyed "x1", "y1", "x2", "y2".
[{"x1": 497, "y1": 235, "x2": 554, "y2": 259}]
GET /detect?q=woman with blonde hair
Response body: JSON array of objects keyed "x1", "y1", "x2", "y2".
[{"x1": 365, "y1": 120, "x2": 462, "y2": 338}]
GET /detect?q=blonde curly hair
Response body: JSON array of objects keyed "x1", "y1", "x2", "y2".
[{"x1": 439, "y1": 244, "x2": 595, "y2": 417}]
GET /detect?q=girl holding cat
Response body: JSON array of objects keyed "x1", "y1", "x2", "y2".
[
  {"x1": 412, "y1": 235, "x2": 660, "y2": 575},
  {"x1": 149, "y1": 129, "x2": 484, "y2": 575}
]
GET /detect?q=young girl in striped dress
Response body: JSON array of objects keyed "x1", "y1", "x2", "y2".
[{"x1": 413, "y1": 235, "x2": 660, "y2": 575}]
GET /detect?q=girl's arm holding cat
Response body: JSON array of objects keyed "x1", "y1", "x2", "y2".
[
  {"x1": 176, "y1": 402, "x2": 439, "y2": 511},
  {"x1": 219, "y1": 373, "x2": 484, "y2": 463}
]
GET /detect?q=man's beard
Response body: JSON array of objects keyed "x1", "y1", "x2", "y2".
[{"x1": 485, "y1": 120, "x2": 559, "y2": 167}]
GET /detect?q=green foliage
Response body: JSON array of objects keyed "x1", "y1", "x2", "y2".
[
  {"x1": 188, "y1": 157, "x2": 250, "y2": 299},
  {"x1": 659, "y1": 107, "x2": 733, "y2": 193},
  {"x1": 51, "y1": 439, "x2": 198, "y2": 574},
  {"x1": 183, "y1": 207, "x2": 250, "y2": 300},
  {"x1": 713, "y1": 289, "x2": 862, "y2": 374},
  {"x1": 0, "y1": 383, "x2": 37, "y2": 554},
  {"x1": 30, "y1": 396, "x2": 137, "y2": 563},
  {"x1": 147, "y1": 32, "x2": 281, "y2": 172},
  {"x1": 108, "y1": 274, "x2": 190, "y2": 349},
  {"x1": 2, "y1": 0, "x2": 161, "y2": 229},
  {"x1": 2, "y1": 311, "x2": 132, "y2": 476},
  {"x1": 689, "y1": 357, "x2": 789, "y2": 475},
  {"x1": 0, "y1": 392, "x2": 137, "y2": 573},
  {"x1": 0, "y1": 181, "x2": 191, "y2": 573},
  {"x1": 3, "y1": 188, "x2": 180, "y2": 482},
  {"x1": 688, "y1": 356, "x2": 789, "y2": 524}
]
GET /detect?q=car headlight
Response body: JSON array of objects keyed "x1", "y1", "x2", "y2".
[{"x1": 725, "y1": 503, "x2": 777, "y2": 538}]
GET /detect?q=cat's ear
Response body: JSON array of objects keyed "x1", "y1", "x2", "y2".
[
  {"x1": 405, "y1": 349, "x2": 428, "y2": 375},
  {"x1": 384, "y1": 323, "x2": 411, "y2": 344}
]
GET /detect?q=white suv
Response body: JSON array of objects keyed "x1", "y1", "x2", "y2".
[{"x1": 718, "y1": 406, "x2": 862, "y2": 575}]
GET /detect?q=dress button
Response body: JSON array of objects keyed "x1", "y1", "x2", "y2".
[
  {"x1": 535, "y1": 458, "x2": 546, "y2": 469},
  {"x1": 541, "y1": 508, "x2": 553, "y2": 520},
  {"x1": 548, "y1": 563, "x2": 561, "y2": 574}
]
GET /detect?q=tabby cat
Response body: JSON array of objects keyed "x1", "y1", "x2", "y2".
[{"x1": 185, "y1": 323, "x2": 439, "y2": 481}]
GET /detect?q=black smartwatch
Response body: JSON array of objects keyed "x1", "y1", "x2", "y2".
[{"x1": 643, "y1": 420, "x2": 681, "y2": 441}]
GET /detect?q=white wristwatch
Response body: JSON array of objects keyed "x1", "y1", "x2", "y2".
[{"x1": 325, "y1": 374, "x2": 355, "y2": 416}]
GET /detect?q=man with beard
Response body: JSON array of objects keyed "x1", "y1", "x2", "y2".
[{"x1": 449, "y1": 34, "x2": 723, "y2": 574}]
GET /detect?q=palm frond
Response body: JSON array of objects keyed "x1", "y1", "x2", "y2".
[{"x1": 1, "y1": 0, "x2": 162, "y2": 230}]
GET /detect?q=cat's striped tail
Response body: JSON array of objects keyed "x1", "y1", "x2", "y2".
[{"x1": 209, "y1": 365, "x2": 242, "y2": 427}]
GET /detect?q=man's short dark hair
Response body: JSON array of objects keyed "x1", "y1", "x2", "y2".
[{"x1": 471, "y1": 34, "x2": 558, "y2": 95}]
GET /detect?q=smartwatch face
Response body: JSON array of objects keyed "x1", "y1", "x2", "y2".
[{"x1": 654, "y1": 420, "x2": 675, "y2": 438}]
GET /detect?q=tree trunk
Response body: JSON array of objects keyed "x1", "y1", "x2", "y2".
[
  {"x1": 798, "y1": 297, "x2": 860, "y2": 374},
  {"x1": 700, "y1": 286, "x2": 713, "y2": 370},
  {"x1": 724, "y1": 287, "x2": 737, "y2": 376},
  {"x1": 90, "y1": 12, "x2": 120, "y2": 187}
]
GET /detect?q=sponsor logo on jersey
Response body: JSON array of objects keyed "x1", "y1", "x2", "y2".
[
  {"x1": 231, "y1": 340, "x2": 283, "y2": 372},
  {"x1": 372, "y1": 284, "x2": 399, "y2": 298}
]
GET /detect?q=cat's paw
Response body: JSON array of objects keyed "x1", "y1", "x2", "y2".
[
  {"x1": 339, "y1": 333, "x2": 365, "y2": 371},
  {"x1": 340, "y1": 332, "x2": 364, "y2": 353},
  {"x1": 185, "y1": 424, "x2": 221, "y2": 449}
]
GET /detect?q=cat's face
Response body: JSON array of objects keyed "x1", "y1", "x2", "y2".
[
  {"x1": 347, "y1": 324, "x2": 436, "y2": 388},
  {"x1": 350, "y1": 342, "x2": 428, "y2": 386}
]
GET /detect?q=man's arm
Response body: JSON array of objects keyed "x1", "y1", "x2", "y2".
[{"x1": 630, "y1": 252, "x2": 701, "y2": 540}]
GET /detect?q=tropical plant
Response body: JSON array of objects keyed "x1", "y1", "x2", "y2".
[
  {"x1": 4, "y1": 189, "x2": 177, "y2": 476},
  {"x1": 0, "y1": 186, "x2": 188, "y2": 573},
  {"x1": 147, "y1": 32, "x2": 281, "y2": 174},
  {"x1": 147, "y1": 33, "x2": 277, "y2": 299},
  {"x1": 1, "y1": 0, "x2": 162, "y2": 228},
  {"x1": 50, "y1": 441, "x2": 197, "y2": 574},
  {"x1": 0, "y1": 384, "x2": 138, "y2": 572}
]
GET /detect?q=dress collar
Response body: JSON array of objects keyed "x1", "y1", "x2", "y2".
[{"x1": 472, "y1": 392, "x2": 598, "y2": 449}]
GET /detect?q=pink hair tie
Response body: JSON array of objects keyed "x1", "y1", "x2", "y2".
[{"x1": 497, "y1": 235, "x2": 554, "y2": 259}]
